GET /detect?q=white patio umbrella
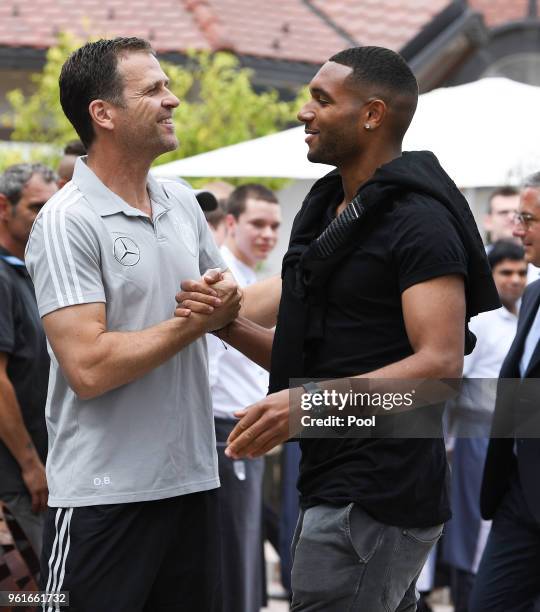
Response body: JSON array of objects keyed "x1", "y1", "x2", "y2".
[
  {"x1": 404, "y1": 77, "x2": 540, "y2": 187},
  {"x1": 153, "y1": 125, "x2": 331, "y2": 180},
  {"x1": 152, "y1": 78, "x2": 540, "y2": 188}
]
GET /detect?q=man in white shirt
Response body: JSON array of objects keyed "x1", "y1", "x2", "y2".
[
  {"x1": 207, "y1": 184, "x2": 281, "y2": 612},
  {"x1": 444, "y1": 240, "x2": 527, "y2": 612}
]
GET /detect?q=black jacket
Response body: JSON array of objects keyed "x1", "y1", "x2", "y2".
[{"x1": 480, "y1": 278, "x2": 540, "y2": 523}]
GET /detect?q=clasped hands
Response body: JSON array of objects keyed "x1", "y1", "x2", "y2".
[
  {"x1": 175, "y1": 268, "x2": 242, "y2": 332},
  {"x1": 175, "y1": 270, "x2": 296, "y2": 459}
]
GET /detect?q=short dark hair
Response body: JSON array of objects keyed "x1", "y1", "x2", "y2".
[
  {"x1": 63, "y1": 139, "x2": 87, "y2": 156},
  {"x1": 330, "y1": 46, "x2": 418, "y2": 96},
  {"x1": 487, "y1": 186, "x2": 519, "y2": 213},
  {"x1": 59, "y1": 37, "x2": 154, "y2": 149},
  {"x1": 329, "y1": 47, "x2": 418, "y2": 140},
  {"x1": 0, "y1": 163, "x2": 57, "y2": 206},
  {"x1": 488, "y1": 240, "x2": 525, "y2": 269},
  {"x1": 330, "y1": 46, "x2": 417, "y2": 105},
  {"x1": 205, "y1": 205, "x2": 226, "y2": 229},
  {"x1": 226, "y1": 184, "x2": 278, "y2": 219},
  {"x1": 522, "y1": 171, "x2": 540, "y2": 190}
]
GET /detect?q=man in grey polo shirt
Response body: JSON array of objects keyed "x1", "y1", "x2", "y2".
[{"x1": 25, "y1": 37, "x2": 240, "y2": 611}]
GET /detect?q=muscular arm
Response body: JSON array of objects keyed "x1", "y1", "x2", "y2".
[
  {"x1": 226, "y1": 274, "x2": 466, "y2": 458},
  {"x1": 177, "y1": 270, "x2": 279, "y2": 366},
  {"x1": 356, "y1": 274, "x2": 465, "y2": 380},
  {"x1": 215, "y1": 317, "x2": 275, "y2": 370},
  {"x1": 44, "y1": 289, "x2": 240, "y2": 400},
  {"x1": 179, "y1": 272, "x2": 281, "y2": 329},
  {"x1": 240, "y1": 275, "x2": 282, "y2": 328},
  {"x1": 0, "y1": 353, "x2": 48, "y2": 512}
]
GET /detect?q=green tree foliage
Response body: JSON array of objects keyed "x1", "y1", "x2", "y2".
[
  {"x1": 0, "y1": 145, "x2": 59, "y2": 174},
  {"x1": 2, "y1": 33, "x2": 308, "y2": 186},
  {"x1": 5, "y1": 32, "x2": 80, "y2": 146}
]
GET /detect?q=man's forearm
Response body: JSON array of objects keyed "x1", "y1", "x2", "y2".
[
  {"x1": 240, "y1": 275, "x2": 281, "y2": 328},
  {"x1": 47, "y1": 312, "x2": 210, "y2": 400},
  {"x1": 313, "y1": 349, "x2": 462, "y2": 416},
  {"x1": 357, "y1": 348, "x2": 463, "y2": 380},
  {"x1": 216, "y1": 317, "x2": 274, "y2": 370},
  {"x1": 0, "y1": 375, "x2": 43, "y2": 470}
]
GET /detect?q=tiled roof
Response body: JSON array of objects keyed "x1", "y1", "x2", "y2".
[
  {"x1": 311, "y1": 0, "x2": 450, "y2": 51},
  {"x1": 0, "y1": 0, "x2": 535, "y2": 65},
  {"x1": 195, "y1": 0, "x2": 350, "y2": 63},
  {"x1": 469, "y1": 0, "x2": 529, "y2": 28},
  {"x1": 0, "y1": 0, "x2": 351, "y2": 63},
  {"x1": 0, "y1": 0, "x2": 208, "y2": 53}
]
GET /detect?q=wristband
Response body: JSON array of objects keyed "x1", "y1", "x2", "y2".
[{"x1": 302, "y1": 381, "x2": 326, "y2": 415}]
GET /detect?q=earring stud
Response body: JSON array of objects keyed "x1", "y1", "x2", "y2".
[{"x1": 364, "y1": 124, "x2": 371, "y2": 130}]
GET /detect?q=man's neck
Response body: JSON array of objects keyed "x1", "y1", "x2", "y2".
[
  {"x1": 224, "y1": 239, "x2": 256, "y2": 270},
  {"x1": 87, "y1": 147, "x2": 153, "y2": 215},
  {"x1": 0, "y1": 235, "x2": 24, "y2": 261},
  {"x1": 501, "y1": 299, "x2": 518, "y2": 316},
  {"x1": 336, "y1": 144, "x2": 402, "y2": 215}
]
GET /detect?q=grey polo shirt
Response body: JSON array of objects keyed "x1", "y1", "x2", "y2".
[{"x1": 25, "y1": 158, "x2": 225, "y2": 507}]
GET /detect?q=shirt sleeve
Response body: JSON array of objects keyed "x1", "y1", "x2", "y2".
[
  {"x1": 25, "y1": 207, "x2": 106, "y2": 317},
  {"x1": 391, "y1": 196, "x2": 468, "y2": 294},
  {"x1": 462, "y1": 315, "x2": 483, "y2": 377},
  {"x1": 206, "y1": 333, "x2": 226, "y2": 389},
  {"x1": 0, "y1": 273, "x2": 15, "y2": 353}
]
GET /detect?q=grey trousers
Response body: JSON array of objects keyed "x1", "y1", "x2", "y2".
[
  {"x1": 2, "y1": 492, "x2": 45, "y2": 557},
  {"x1": 291, "y1": 503, "x2": 443, "y2": 612}
]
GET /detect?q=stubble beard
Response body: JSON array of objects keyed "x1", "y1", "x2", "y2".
[
  {"x1": 307, "y1": 131, "x2": 357, "y2": 166},
  {"x1": 124, "y1": 126, "x2": 179, "y2": 162}
]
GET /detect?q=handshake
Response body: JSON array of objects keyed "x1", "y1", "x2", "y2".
[{"x1": 175, "y1": 268, "x2": 242, "y2": 333}]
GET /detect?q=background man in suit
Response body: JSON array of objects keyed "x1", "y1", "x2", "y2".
[{"x1": 471, "y1": 173, "x2": 540, "y2": 612}]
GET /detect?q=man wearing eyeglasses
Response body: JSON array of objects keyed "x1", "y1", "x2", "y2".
[
  {"x1": 484, "y1": 186, "x2": 520, "y2": 246},
  {"x1": 471, "y1": 173, "x2": 540, "y2": 611}
]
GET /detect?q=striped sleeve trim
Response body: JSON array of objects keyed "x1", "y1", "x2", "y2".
[{"x1": 42, "y1": 184, "x2": 91, "y2": 309}]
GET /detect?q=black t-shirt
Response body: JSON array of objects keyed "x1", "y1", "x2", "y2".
[
  {"x1": 0, "y1": 247, "x2": 48, "y2": 496},
  {"x1": 298, "y1": 192, "x2": 468, "y2": 527}
]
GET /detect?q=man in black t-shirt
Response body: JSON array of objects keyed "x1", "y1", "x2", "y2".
[
  {"x1": 0, "y1": 163, "x2": 57, "y2": 556},
  {"x1": 176, "y1": 47, "x2": 498, "y2": 611}
]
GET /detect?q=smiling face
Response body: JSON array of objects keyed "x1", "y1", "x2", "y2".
[
  {"x1": 226, "y1": 199, "x2": 281, "y2": 268},
  {"x1": 514, "y1": 187, "x2": 540, "y2": 266},
  {"x1": 297, "y1": 61, "x2": 368, "y2": 167},
  {"x1": 109, "y1": 51, "x2": 180, "y2": 159}
]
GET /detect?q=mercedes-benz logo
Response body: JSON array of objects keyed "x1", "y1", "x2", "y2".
[{"x1": 113, "y1": 236, "x2": 140, "y2": 266}]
